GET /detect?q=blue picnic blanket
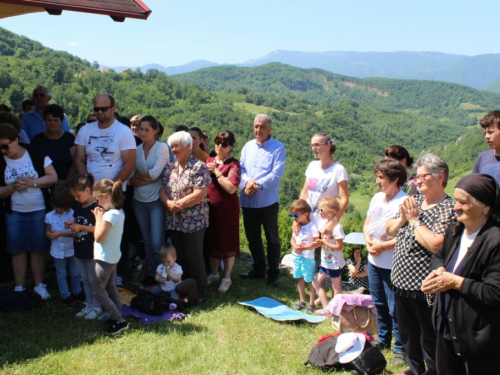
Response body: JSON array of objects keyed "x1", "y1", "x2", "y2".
[{"x1": 238, "y1": 297, "x2": 326, "y2": 323}]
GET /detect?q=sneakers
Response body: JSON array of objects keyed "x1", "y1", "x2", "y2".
[
  {"x1": 34, "y1": 283, "x2": 51, "y2": 300},
  {"x1": 84, "y1": 307, "x2": 102, "y2": 320},
  {"x1": 76, "y1": 305, "x2": 94, "y2": 318},
  {"x1": 393, "y1": 351, "x2": 407, "y2": 366},
  {"x1": 107, "y1": 320, "x2": 129, "y2": 335},
  {"x1": 14, "y1": 286, "x2": 25, "y2": 292},
  {"x1": 116, "y1": 275, "x2": 124, "y2": 287},
  {"x1": 63, "y1": 295, "x2": 77, "y2": 308},
  {"x1": 207, "y1": 273, "x2": 220, "y2": 285}
]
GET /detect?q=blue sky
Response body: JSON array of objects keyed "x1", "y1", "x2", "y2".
[{"x1": 0, "y1": 0, "x2": 498, "y2": 67}]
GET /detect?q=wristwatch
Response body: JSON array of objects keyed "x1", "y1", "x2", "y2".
[
  {"x1": 412, "y1": 220, "x2": 424, "y2": 231},
  {"x1": 32, "y1": 179, "x2": 37, "y2": 188}
]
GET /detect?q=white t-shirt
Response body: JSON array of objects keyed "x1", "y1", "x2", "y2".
[
  {"x1": 454, "y1": 230, "x2": 479, "y2": 273},
  {"x1": 45, "y1": 209, "x2": 74, "y2": 259},
  {"x1": 93, "y1": 209, "x2": 125, "y2": 264},
  {"x1": 292, "y1": 221, "x2": 320, "y2": 259},
  {"x1": 365, "y1": 190, "x2": 407, "y2": 269},
  {"x1": 75, "y1": 121, "x2": 136, "y2": 189},
  {"x1": 319, "y1": 222, "x2": 346, "y2": 270},
  {"x1": 4, "y1": 153, "x2": 52, "y2": 212},
  {"x1": 156, "y1": 262, "x2": 183, "y2": 292},
  {"x1": 305, "y1": 160, "x2": 348, "y2": 226}
]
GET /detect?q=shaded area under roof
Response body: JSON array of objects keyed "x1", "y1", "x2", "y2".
[{"x1": 0, "y1": 0, "x2": 151, "y2": 22}]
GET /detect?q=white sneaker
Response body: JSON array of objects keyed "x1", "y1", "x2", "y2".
[
  {"x1": 84, "y1": 307, "x2": 102, "y2": 320},
  {"x1": 76, "y1": 305, "x2": 93, "y2": 318},
  {"x1": 34, "y1": 283, "x2": 51, "y2": 300},
  {"x1": 14, "y1": 286, "x2": 25, "y2": 292}
]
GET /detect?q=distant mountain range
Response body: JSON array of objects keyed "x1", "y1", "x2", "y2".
[{"x1": 102, "y1": 50, "x2": 500, "y2": 91}]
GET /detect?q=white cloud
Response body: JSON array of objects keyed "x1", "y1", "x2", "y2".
[{"x1": 68, "y1": 42, "x2": 79, "y2": 46}]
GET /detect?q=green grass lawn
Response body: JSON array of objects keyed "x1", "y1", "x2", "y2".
[{"x1": 0, "y1": 251, "x2": 406, "y2": 374}]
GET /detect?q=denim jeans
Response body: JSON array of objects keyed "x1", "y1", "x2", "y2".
[
  {"x1": 133, "y1": 198, "x2": 166, "y2": 277},
  {"x1": 53, "y1": 256, "x2": 81, "y2": 299},
  {"x1": 368, "y1": 262, "x2": 403, "y2": 353},
  {"x1": 75, "y1": 258, "x2": 100, "y2": 308}
]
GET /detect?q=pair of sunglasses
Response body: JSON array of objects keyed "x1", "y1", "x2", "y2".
[
  {"x1": 0, "y1": 141, "x2": 11, "y2": 151},
  {"x1": 214, "y1": 139, "x2": 231, "y2": 148},
  {"x1": 93, "y1": 106, "x2": 112, "y2": 112},
  {"x1": 289, "y1": 212, "x2": 305, "y2": 219}
]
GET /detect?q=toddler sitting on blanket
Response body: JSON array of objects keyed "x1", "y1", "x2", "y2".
[{"x1": 150, "y1": 245, "x2": 199, "y2": 305}]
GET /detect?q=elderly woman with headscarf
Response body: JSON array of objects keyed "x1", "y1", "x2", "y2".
[
  {"x1": 386, "y1": 154, "x2": 456, "y2": 375},
  {"x1": 160, "y1": 131, "x2": 211, "y2": 301},
  {"x1": 421, "y1": 174, "x2": 500, "y2": 374}
]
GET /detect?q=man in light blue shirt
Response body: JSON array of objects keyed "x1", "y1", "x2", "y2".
[
  {"x1": 22, "y1": 86, "x2": 70, "y2": 140},
  {"x1": 239, "y1": 114, "x2": 286, "y2": 286}
]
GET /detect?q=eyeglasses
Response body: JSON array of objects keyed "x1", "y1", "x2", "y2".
[
  {"x1": 385, "y1": 151, "x2": 402, "y2": 159},
  {"x1": 415, "y1": 173, "x2": 434, "y2": 181},
  {"x1": 93, "y1": 106, "x2": 112, "y2": 112},
  {"x1": 0, "y1": 141, "x2": 11, "y2": 151},
  {"x1": 33, "y1": 93, "x2": 47, "y2": 98},
  {"x1": 319, "y1": 207, "x2": 338, "y2": 215},
  {"x1": 214, "y1": 139, "x2": 230, "y2": 148},
  {"x1": 289, "y1": 212, "x2": 305, "y2": 219},
  {"x1": 310, "y1": 143, "x2": 327, "y2": 148}
]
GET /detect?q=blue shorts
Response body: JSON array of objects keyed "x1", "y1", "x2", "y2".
[
  {"x1": 318, "y1": 266, "x2": 342, "y2": 279},
  {"x1": 293, "y1": 255, "x2": 316, "y2": 283},
  {"x1": 5, "y1": 209, "x2": 50, "y2": 254}
]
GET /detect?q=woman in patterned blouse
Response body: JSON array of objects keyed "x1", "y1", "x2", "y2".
[
  {"x1": 160, "y1": 131, "x2": 211, "y2": 301},
  {"x1": 386, "y1": 154, "x2": 456, "y2": 375}
]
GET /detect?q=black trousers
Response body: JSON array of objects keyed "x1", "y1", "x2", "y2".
[
  {"x1": 396, "y1": 293, "x2": 437, "y2": 375},
  {"x1": 242, "y1": 203, "x2": 281, "y2": 276},
  {"x1": 436, "y1": 332, "x2": 500, "y2": 375}
]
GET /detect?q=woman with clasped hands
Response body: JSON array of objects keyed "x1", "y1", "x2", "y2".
[
  {"x1": 160, "y1": 131, "x2": 211, "y2": 302},
  {"x1": 386, "y1": 154, "x2": 455, "y2": 375},
  {"x1": 421, "y1": 174, "x2": 500, "y2": 374}
]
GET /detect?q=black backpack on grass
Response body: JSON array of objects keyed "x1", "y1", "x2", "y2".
[
  {"x1": 0, "y1": 289, "x2": 41, "y2": 312},
  {"x1": 305, "y1": 334, "x2": 386, "y2": 374},
  {"x1": 130, "y1": 291, "x2": 163, "y2": 315}
]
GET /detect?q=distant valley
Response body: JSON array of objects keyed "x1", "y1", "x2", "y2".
[{"x1": 104, "y1": 50, "x2": 500, "y2": 92}]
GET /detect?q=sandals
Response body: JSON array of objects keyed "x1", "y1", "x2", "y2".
[
  {"x1": 293, "y1": 301, "x2": 307, "y2": 310},
  {"x1": 316, "y1": 308, "x2": 333, "y2": 317},
  {"x1": 304, "y1": 304, "x2": 316, "y2": 314},
  {"x1": 207, "y1": 273, "x2": 219, "y2": 285},
  {"x1": 218, "y1": 278, "x2": 232, "y2": 293}
]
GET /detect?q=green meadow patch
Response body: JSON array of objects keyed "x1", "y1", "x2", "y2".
[{"x1": 1, "y1": 250, "x2": 405, "y2": 374}]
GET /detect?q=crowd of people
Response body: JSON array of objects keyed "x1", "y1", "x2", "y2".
[{"x1": 1, "y1": 86, "x2": 500, "y2": 374}]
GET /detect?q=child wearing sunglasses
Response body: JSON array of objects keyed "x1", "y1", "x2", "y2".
[
  {"x1": 315, "y1": 196, "x2": 345, "y2": 316},
  {"x1": 289, "y1": 199, "x2": 321, "y2": 314}
]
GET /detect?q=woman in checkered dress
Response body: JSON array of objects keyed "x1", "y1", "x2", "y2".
[{"x1": 386, "y1": 154, "x2": 456, "y2": 375}]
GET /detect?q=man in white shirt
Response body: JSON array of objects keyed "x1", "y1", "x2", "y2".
[{"x1": 74, "y1": 94, "x2": 136, "y2": 188}]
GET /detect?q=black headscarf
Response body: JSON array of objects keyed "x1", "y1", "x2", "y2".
[{"x1": 455, "y1": 174, "x2": 500, "y2": 215}]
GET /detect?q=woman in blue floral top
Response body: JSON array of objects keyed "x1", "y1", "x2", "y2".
[{"x1": 160, "y1": 131, "x2": 211, "y2": 301}]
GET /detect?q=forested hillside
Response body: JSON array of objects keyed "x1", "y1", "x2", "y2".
[
  {"x1": 0, "y1": 27, "x2": 489, "y2": 216},
  {"x1": 175, "y1": 63, "x2": 500, "y2": 127}
]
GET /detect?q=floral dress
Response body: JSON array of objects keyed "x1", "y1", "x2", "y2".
[{"x1": 161, "y1": 156, "x2": 211, "y2": 233}]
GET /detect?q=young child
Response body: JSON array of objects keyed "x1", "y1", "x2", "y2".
[
  {"x1": 92, "y1": 179, "x2": 128, "y2": 335},
  {"x1": 67, "y1": 174, "x2": 101, "y2": 320},
  {"x1": 316, "y1": 197, "x2": 345, "y2": 316},
  {"x1": 150, "y1": 245, "x2": 199, "y2": 306},
  {"x1": 45, "y1": 186, "x2": 82, "y2": 308},
  {"x1": 289, "y1": 199, "x2": 321, "y2": 314}
]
